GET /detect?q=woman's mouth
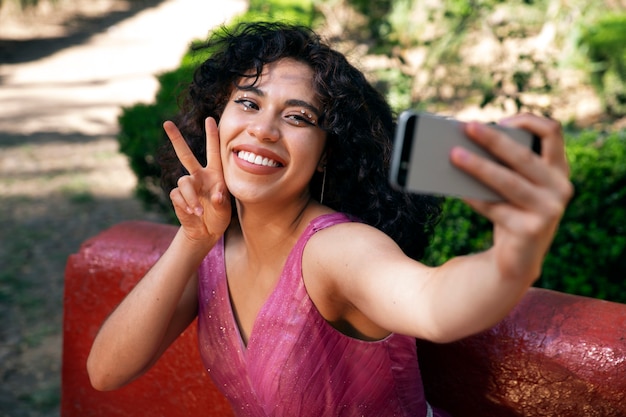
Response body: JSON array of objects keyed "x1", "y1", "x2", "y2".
[{"x1": 236, "y1": 150, "x2": 282, "y2": 167}]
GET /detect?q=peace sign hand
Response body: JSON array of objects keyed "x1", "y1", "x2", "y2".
[{"x1": 163, "y1": 117, "x2": 232, "y2": 245}]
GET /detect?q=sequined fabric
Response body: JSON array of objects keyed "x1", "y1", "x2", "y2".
[{"x1": 197, "y1": 213, "x2": 449, "y2": 417}]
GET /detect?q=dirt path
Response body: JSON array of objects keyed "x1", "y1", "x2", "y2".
[{"x1": 0, "y1": 1, "x2": 246, "y2": 415}]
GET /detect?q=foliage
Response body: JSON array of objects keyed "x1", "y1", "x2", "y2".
[
  {"x1": 117, "y1": 59, "x2": 201, "y2": 216},
  {"x1": 421, "y1": 198, "x2": 493, "y2": 265},
  {"x1": 342, "y1": 0, "x2": 394, "y2": 42},
  {"x1": 579, "y1": 13, "x2": 626, "y2": 117},
  {"x1": 423, "y1": 130, "x2": 626, "y2": 303},
  {"x1": 336, "y1": 0, "x2": 557, "y2": 115},
  {"x1": 544, "y1": 130, "x2": 626, "y2": 302},
  {"x1": 332, "y1": 0, "x2": 626, "y2": 122},
  {"x1": 242, "y1": 0, "x2": 318, "y2": 27}
]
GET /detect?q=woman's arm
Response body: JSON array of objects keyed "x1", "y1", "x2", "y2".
[
  {"x1": 87, "y1": 229, "x2": 210, "y2": 390},
  {"x1": 314, "y1": 114, "x2": 572, "y2": 343},
  {"x1": 88, "y1": 118, "x2": 232, "y2": 390}
]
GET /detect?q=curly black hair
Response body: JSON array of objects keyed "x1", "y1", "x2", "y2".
[{"x1": 159, "y1": 21, "x2": 442, "y2": 260}]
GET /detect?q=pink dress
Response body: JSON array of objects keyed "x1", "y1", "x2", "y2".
[{"x1": 197, "y1": 212, "x2": 449, "y2": 417}]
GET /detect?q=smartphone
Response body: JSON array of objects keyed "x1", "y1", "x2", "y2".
[{"x1": 389, "y1": 111, "x2": 541, "y2": 201}]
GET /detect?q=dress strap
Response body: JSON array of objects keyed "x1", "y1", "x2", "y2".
[{"x1": 308, "y1": 212, "x2": 355, "y2": 234}]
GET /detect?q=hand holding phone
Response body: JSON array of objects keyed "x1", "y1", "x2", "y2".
[{"x1": 389, "y1": 111, "x2": 541, "y2": 201}]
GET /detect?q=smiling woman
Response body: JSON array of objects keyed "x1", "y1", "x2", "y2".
[
  {"x1": 158, "y1": 22, "x2": 441, "y2": 260},
  {"x1": 86, "y1": 21, "x2": 573, "y2": 417},
  {"x1": 216, "y1": 59, "x2": 327, "y2": 206}
]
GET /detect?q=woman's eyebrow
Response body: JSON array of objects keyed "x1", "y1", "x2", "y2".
[{"x1": 238, "y1": 85, "x2": 263, "y2": 96}]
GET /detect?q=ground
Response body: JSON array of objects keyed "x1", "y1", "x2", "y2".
[{"x1": 0, "y1": 0, "x2": 246, "y2": 415}]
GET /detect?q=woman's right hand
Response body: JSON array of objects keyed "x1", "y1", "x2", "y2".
[{"x1": 163, "y1": 117, "x2": 232, "y2": 244}]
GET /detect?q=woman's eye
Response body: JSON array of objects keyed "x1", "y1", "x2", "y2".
[
  {"x1": 234, "y1": 98, "x2": 258, "y2": 111},
  {"x1": 287, "y1": 111, "x2": 317, "y2": 126}
]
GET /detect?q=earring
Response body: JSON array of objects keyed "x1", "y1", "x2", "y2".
[{"x1": 320, "y1": 166, "x2": 327, "y2": 205}]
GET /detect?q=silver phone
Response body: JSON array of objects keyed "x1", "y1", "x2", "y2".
[{"x1": 389, "y1": 111, "x2": 541, "y2": 201}]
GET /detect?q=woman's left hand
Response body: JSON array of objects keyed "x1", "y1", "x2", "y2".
[{"x1": 450, "y1": 113, "x2": 574, "y2": 282}]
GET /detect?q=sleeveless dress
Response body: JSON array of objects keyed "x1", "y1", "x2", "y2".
[{"x1": 197, "y1": 212, "x2": 449, "y2": 417}]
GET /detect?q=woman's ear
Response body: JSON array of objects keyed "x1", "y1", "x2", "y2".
[{"x1": 317, "y1": 152, "x2": 327, "y2": 172}]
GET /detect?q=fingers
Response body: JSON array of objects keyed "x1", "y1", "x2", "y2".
[
  {"x1": 165, "y1": 117, "x2": 229, "y2": 217},
  {"x1": 163, "y1": 120, "x2": 201, "y2": 215},
  {"x1": 500, "y1": 114, "x2": 569, "y2": 175},
  {"x1": 172, "y1": 176, "x2": 203, "y2": 216},
  {"x1": 205, "y1": 117, "x2": 223, "y2": 173},
  {"x1": 452, "y1": 122, "x2": 541, "y2": 204},
  {"x1": 204, "y1": 117, "x2": 230, "y2": 207},
  {"x1": 448, "y1": 125, "x2": 571, "y2": 217},
  {"x1": 450, "y1": 143, "x2": 539, "y2": 208},
  {"x1": 459, "y1": 115, "x2": 571, "y2": 200},
  {"x1": 163, "y1": 120, "x2": 203, "y2": 175},
  {"x1": 498, "y1": 114, "x2": 573, "y2": 204},
  {"x1": 464, "y1": 121, "x2": 543, "y2": 182}
]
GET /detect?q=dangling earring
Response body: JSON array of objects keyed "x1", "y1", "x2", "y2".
[{"x1": 320, "y1": 166, "x2": 327, "y2": 205}]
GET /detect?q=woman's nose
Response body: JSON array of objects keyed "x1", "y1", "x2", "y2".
[{"x1": 246, "y1": 112, "x2": 280, "y2": 142}]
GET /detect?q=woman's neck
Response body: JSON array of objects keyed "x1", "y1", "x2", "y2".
[{"x1": 231, "y1": 196, "x2": 321, "y2": 262}]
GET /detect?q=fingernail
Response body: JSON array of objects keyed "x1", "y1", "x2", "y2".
[
  {"x1": 185, "y1": 206, "x2": 193, "y2": 215},
  {"x1": 467, "y1": 121, "x2": 485, "y2": 134},
  {"x1": 194, "y1": 206, "x2": 203, "y2": 216},
  {"x1": 451, "y1": 146, "x2": 470, "y2": 163},
  {"x1": 499, "y1": 117, "x2": 515, "y2": 127}
]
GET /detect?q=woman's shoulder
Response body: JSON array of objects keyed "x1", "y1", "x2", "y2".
[{"x1": 305, "y1": 212, "x2": 401, "y2": 260}]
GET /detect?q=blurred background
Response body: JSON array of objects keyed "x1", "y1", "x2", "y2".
[
  {"x1": 1, "y1": 0, "x2": 625, "y2": 415},
  {"x1": 0, "y1": 0, "x2": 246, "y2": 415}
]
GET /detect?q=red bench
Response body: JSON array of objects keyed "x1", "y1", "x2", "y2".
[{"x1": 62, "y1": 221, "x2": 626, "y2": 416}]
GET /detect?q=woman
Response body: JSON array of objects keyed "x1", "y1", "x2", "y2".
[{"x1": 87, "y1": 22, "x2": 572, "y2": 417}]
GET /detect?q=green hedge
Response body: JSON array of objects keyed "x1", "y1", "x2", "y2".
[{"x1": 423, "y1": 129, "x2": 626, "y2": 303}]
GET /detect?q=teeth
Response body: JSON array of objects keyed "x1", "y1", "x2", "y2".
[{"x1": 237, "y1": 150, "x2": 279, "y2": 167}]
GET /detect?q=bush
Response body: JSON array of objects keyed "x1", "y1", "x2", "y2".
[
  {"x1": 423, "y1": 129, "x2": 626, "y2": 303},
  {"x1": 118, "y1": 50, "x2": 210, "y2": 216},
  {"x1": 579, "y1": 13, "x2": 626, "y2": 117},
  {"x1": 544, "y1": 130, "x2": 626, "y2": 302}
]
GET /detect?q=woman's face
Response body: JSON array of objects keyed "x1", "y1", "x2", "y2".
[{"x1": 218, "y1": 58, "x2": 327, "y2": 206}]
